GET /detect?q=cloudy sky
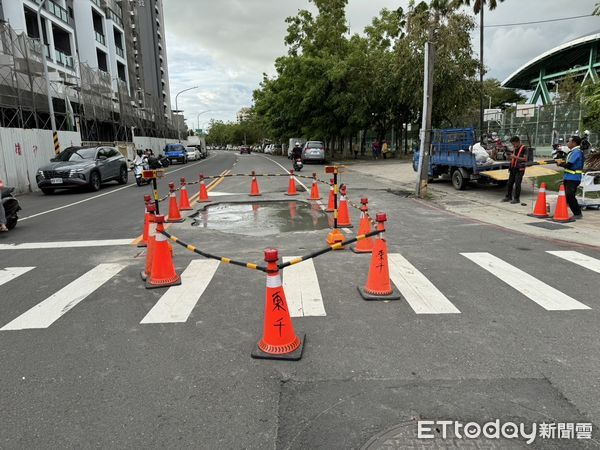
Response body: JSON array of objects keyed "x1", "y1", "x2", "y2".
[{"x1": 163, "y1": 0, "x2": 599, "y2": 128}]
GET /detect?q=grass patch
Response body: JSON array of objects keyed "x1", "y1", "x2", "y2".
[{"x1": 535, "y1": 172, "x2": 563, "y2": 191}]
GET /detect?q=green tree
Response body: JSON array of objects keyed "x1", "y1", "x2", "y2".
[{"x1": 482, "y1": 78, "x2": 525, "y2": 108}]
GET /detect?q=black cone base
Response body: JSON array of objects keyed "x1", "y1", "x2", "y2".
[
  {"x1": 251, "y1": 333, "x2": 306, "y2": 361},
  {"x1": 358, "y1": 285, "x2": 402, "y2": 301}
]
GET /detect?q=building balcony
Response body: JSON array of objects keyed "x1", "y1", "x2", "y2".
[
  {"x1": 54, "y1": 48, "x2": 74, "y2": 69},
  {"x1": 95, "y1": 31, "x2": 106, "y2": 45},
  {"x1": 46, "y1": 0, "x2": 71, "y2": 25},
  {"x1": 91, "y1": 0, "x2": 102, "y2": 8},
  {"x1": 116, "y1": 46, "x2": 124, "y2": 58}
]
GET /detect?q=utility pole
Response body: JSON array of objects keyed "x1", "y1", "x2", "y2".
[
  {"x1": 479, "y1": 6, "x2": 484, "y2": 144},
  {"x1": 416, "y1": 34, "x2": 435, "y2": 198}
]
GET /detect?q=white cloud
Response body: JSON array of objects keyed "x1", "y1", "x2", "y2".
[{"x1": 163, "y1": 0, "x2": 599, "y2": 124}]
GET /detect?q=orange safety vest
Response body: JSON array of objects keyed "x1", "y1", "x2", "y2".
[{"x1": 510, "y1": 145, "x2": 526, "y2": 171}]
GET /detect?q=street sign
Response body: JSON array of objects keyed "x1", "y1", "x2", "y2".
[
  {"x1": 516, "y1": 104, "x2": 536, "y2": 118},
  {"x1": 142, "y1": 169, "x2": 165, "y2": 179}
]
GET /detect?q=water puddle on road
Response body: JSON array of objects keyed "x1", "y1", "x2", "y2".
[{"x1": 191, "y1": 201, "x2": 330, "y2": 236}]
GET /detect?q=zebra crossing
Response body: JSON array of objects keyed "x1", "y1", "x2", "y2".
[{"x1": 0, "y1": 250, "x2": 598, "y2": 331}]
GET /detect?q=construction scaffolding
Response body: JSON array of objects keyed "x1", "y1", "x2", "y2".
[{"x1": 0, "y1": 21, "x2": 176, "y2": 144}]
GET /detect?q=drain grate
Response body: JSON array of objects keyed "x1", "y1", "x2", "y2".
[{"x1": 526, "y1": 221, "x2": 571, "y2": 230}]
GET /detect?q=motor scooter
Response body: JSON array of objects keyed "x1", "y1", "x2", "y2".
[
  {"x1": 1, "y1": 186, "x2": 21, "y2": 230},
  {"x1": 132, "y1": 159, "x2": 151, "y2": 186},
  {"x1": 293, "y1": 158, "x2": 303, "y2": 172}
]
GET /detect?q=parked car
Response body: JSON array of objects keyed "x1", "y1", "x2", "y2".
[
  {"x1": 164, "y1": 143, "x2": 188, "y2": 164},
  {"x1": 36, "y1": 146, "x2": 128, "y2": 194},
  {"x1": 185, "y1": 146, "x2": 201, "y2": 161},
  {"x1": 302, "y1": 141, "x2": 326, "y2": 163},
  {"x1": 240, "y1": 145, "x2": 252, "y2": 154}
]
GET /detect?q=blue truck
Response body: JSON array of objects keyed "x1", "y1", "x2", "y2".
[
  {"x1": 164, "y1": 143, "x2": 188, "y2": 165},
  {"x1": 413, "y1": 127, "x2": 518, "y2": 190}
]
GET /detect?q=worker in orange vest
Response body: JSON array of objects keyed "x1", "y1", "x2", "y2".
[{"x1": 502, "y1": 136, "x2": 528, "y2": 204}]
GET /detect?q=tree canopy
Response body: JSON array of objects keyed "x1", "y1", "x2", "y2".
[{"x1": 251, "y1": 0, "x2": 492, "y2": 149}]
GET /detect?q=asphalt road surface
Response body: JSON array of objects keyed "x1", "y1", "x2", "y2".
[{"x1": 1, "y1": 150, "x2": 599, "y2": 448}]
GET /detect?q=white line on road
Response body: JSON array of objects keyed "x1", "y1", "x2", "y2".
[
  {"x1": 282, "y1": 257, "x2": 326, "y2": 317},
  {"x1": 547, "y1": 251, "x2": 600, "y2": 274},
  {"x1": 0, "y1": 239, "x2": 132, "y2": 250},
  {"x1": 1, "y1": 263, "x2": 125, "y2": 330},
  {"x1": 19, "y1": 157, "x2": 214, "y2": 222},
  {"x1": 461, "y1": 252, "x2": 591, "y2": 311},
  {"x1": 140, "y1": 259, "x2": 220, "y2": 324},
  {"x1": 388, "y1": 254, "x2": 460, "y2": 314},
  {"x1": 0, "y1": 267, "x2": 35, "y2": 287},
  {"x1": 258, "y1": 155, "x2": 352, "y2": 234}
]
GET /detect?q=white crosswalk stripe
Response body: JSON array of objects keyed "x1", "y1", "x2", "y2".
[
  {"x1": 388, "y1": 254, "x2": 460, "y2": 314},
  {"x1": 1, "y1": 263, "x2": 125, "y2": 331},
  {"x1": 547, "y1": 251, "x2": 600, "y2": 274},
  {"x1": 0, "y1": 267, "x2": 35, "y2": 287},
  {"x1": 140, "y1": 259, "x2": 220, "y2": 324},
  {"x1": 461, "y1": 252, "x2": 591, "y2": 311},
  {"x1": 282, "y1": 257, "x2": 326, "y2": 317}
]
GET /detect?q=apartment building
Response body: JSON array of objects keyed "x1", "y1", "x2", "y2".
[
  {"x1": 0, "y1": 0, "x2": 175, "y2": 139},
  {"x1": 1, "y1": 0, "x2": 78, "y2": 82}
]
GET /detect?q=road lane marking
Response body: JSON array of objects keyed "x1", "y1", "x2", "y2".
[
  {"x1": 0, "y1": 239, "x2": 132, "y2": 250},
  {"x1": 1, "y1": 263, "x2": 125, "y2": 330},
  {"x1": 547, "y1": 251, "x2": 600, "y2": 274},
  {"x1": 461, "y1": 252, "x2": 591, "y2": 311},
  {"x1": 282, "y1": 257, "x2": 326, "y2": 317},
  {"x1": 388, "y1": 254, "x2": 460, "y2": 314},
  {"x1": 140, "y1": 259, "x2": 220, "y2": 324},
  {"x1": 19, "y1": 157, "x2": 214, "y2": 222},
  {"x1": 0, "y1": 267, "x2": 35, "y2": 287}
]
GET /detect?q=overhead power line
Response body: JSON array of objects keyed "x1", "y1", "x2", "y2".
[{"x1": 485, "y1": 14, "x2": 593, "y2": 28}]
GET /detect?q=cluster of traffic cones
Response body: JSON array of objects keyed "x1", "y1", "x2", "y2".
[{"x1": 529, "y1": 182, "x2": 576, "y2": 223}]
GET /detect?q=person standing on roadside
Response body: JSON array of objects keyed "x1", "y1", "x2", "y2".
[
  {"x1": 0, "y1": 178, "x2": 7, "y2": 232},
  {"x1": 502, "y1": 136, "x2": 528, "y2": 204},
  {"x1": 372, "y1": 139, "x2": 381, "y2": 160},
  {"x1": 558, "y1": 135, "x2": 585, "y2": 219},
  {"x1": 382, "y1": 140, "x2": 390, "y2": 159}
]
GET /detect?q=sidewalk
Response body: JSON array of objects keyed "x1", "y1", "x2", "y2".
[{"x1": 345, "y1": 160, "x2": 600, "y2": 248}]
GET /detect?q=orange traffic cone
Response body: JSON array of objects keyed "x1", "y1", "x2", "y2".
[
  {"x1": 197, "y1": 174, "x2": 210, "y2": 202},
  {"x1": 251, "y1": 248, "x2": 304, "y2": 360},
  {"x1": 351, "y1": 198, "x2": 374, "y2": 254},
  {"x1": 326, "y1": 178, "x2": 335, "y2": 212},
  {"x1": 308, "y1": 173, "x2": 321, "y2": 200},
  {"x1": 146, "y1": 215, "x2": 181, "y2": 289},
  {"x1": 358, "y1": 213, "x2": 401, "y2": 301},
  {"x1": 528, "y1": 182, "x2": 549, "y2": 218},
  {"x1": 551, "y1": 184, "x2": 575, "y2": 223},
  {"x1": 141, "y1": 203, "x2": 156, "y2": 281},
  {"x1": 166, "y1": 182, "x2": 184, "y2": 223},
  {"x1": 249, "y1": 171, "x2": 261, "y2": 196},
  {"x1": 285, "y1": 170, "x2": 298, "y2": 196},
  {"x1": 337, "y1": 185, "x2": 353, "y2": 227},
  {"x1": 138, "y1": 194, "x2": 152, "y2": 247},
  {"x1": 178, "y1": 177, "x2": 192, "y2": 211}
]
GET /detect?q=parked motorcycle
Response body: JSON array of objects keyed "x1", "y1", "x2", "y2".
[
  {"x1": 293, "y1": 158, "x2": 303, "y2": 172},
  {"x1": 1, "y1": 186, "x2": 21, "y2": 230}
]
